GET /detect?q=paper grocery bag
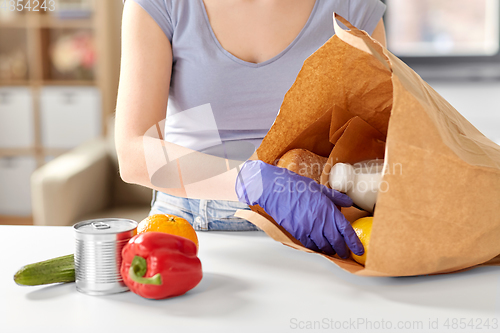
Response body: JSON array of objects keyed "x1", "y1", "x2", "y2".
[{"x1": 235, "y1": 14, "x2": 500, "y2": 277}]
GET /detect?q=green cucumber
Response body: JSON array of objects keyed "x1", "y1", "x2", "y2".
[{"x1": 14, "y1": 254, "x2": 75, "y2": 286}]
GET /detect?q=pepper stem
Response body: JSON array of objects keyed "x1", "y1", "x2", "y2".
[{"x1": 128, "y1": 256, "x2": 162, "y2": 285}]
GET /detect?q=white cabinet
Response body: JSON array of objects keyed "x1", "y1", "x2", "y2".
[
  {"x1": 0, "y1": 156, "x2": 37, "y2": 216},
  {"x1": 0, "y1": 87, "x2": 35, "y2": 149},
  {"x1": 40, "y1": 87, "x2": 101, "y2": 149}
]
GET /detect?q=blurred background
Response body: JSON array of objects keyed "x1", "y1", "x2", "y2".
[
  {"x1": 383, "y1": 0, "x2": 500, "y2": 148},
  {"x1": 0, "y1": 0, "x2": 499, "y2": 226}
]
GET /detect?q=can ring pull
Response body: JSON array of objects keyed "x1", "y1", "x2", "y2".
[{"x1": 92, "y1": 222, "x2": 111, "y2": 230}]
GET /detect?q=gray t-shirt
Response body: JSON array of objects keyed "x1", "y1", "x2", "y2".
[{"x1": 131, "y1": 0, "x2": 386, "y2": 152}]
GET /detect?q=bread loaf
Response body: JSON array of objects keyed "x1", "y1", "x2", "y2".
[{"x1": 276, "y1": 149, "x2": 328, "y2": 183}]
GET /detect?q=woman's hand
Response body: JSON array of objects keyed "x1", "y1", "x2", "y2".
[{"x1": 235, "y1": 160, "x2": 364, "y2": 258}]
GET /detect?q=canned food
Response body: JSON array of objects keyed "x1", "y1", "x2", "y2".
[{"x1": 73, "y1": 218, "x2": 138, "y2": 296}]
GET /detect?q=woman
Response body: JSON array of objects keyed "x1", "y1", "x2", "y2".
[{"x1": 116, "y1": 0, "x2": 387, "y2": 257}]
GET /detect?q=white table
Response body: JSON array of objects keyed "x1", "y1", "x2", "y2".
[{"x1": 2, "y1": 226, "x2": 499, "y2": 333}]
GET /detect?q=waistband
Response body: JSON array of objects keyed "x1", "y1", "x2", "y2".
[{"x1": 151, "y1": 190, "x2": 251, "y2": 230}]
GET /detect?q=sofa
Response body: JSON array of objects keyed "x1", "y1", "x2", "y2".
[{"x1": 31, "y1": 121, "x2": 152, "y2": 226}]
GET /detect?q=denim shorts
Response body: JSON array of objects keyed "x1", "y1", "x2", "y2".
[{"x1": 149, "y1": 191, "x2": 261, "y2": 231}]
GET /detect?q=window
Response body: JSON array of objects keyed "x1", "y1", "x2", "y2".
[
  {"x1": 386, "y1": 0, "x2": 499, "y2": 57},
  {"x1": 383, "y1": 0, "x2": 500, "y2": 80}
]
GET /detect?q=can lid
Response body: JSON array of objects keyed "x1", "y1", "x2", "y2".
[{"x1": 73, "y1": 218, "x2": 138, "y2": 234}]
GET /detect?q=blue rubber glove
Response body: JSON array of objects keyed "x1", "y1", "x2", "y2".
[{"x1": 235, "y1": 160, "x2": 364, "y2": 258}]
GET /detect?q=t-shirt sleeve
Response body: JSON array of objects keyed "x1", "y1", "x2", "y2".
[
  {"x1": 129, "y1": 0, "x2": 174, "y2": 42},
  {"x1": 348, "y1": 0, "x2": 386, "y2": 35}
]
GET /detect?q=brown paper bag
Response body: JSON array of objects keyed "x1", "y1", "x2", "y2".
[{"x1": 235, "y1": 14, "x2": 500, "y2": 277}]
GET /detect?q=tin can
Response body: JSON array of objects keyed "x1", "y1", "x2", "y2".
[{"x1": 73, "y1": 218, "x2": 138, "y2": 296}]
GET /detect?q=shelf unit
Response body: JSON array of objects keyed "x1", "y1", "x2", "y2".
[
  {"x1": 0, "y1": 0, "x2": 122, "y2": 163},
  {"x1": 0, "y1": 0, "x2": 123, "y2": 219}
]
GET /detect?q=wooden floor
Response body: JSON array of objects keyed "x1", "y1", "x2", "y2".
[{"x1": 0, "y1": 215, "x2": 33, "y2": 225}]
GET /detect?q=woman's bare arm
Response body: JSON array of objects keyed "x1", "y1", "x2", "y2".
[{"x1": 115, "y1": 1, "x2": 242, "y2": 201}]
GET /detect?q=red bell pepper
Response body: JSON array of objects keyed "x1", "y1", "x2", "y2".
[{"x1": 121, "y1": 232, "x2": 202, "y2": 300}]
